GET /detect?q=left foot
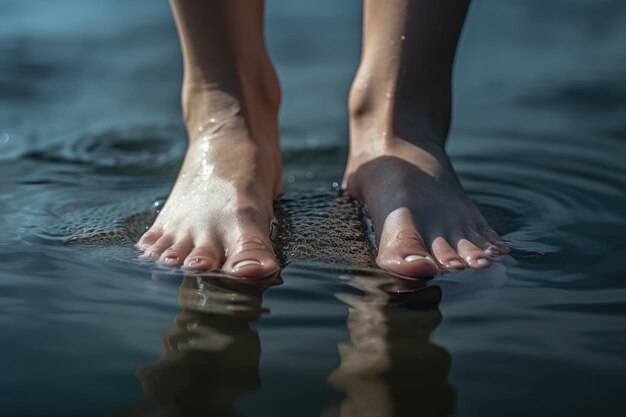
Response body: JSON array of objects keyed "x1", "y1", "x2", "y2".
[{"x1": 344, "y1": 110, "x2": 508, "y2": 279}]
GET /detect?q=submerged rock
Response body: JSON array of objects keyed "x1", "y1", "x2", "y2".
[{"x1": 45, "y1": 188, "x2": 380, "y2": 271}]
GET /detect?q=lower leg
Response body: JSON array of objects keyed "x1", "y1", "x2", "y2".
[
  {"x1": 345, "y1": 0, "x2": 508, "y2": 278},
  {"x1": 137, "y1": 0, "x2": 282, "y2": 278}
]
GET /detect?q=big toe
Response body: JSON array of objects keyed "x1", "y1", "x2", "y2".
[
  {"x1": 223, "y1": 235, "x2": 280, "y2": 279},
  {"x1": 377, "y1": 231, "x2": 438, "y2": 279}
]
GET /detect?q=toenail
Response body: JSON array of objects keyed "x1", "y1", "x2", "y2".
[
  {"x1": 233, "y1": 260, "x2": 263, "y2": 270},
  {"x1": 449, "y1": 259, "x2": 464, "y2": 268},
  {"x1": 163, "y1": 256, "x2": 179, "y2": 265},
  {"x1": 404, "y1": 255, "x2": 431, "y2": 263},
  {"x1": 187, "y1": 258, "x2": 202, "y2": 267},
  {"x1": 485, "y1": 247, "x2": 501, "y2": 256},
  {"x1": 476, "y1": 258, "x2": 490, "y2": 266}
]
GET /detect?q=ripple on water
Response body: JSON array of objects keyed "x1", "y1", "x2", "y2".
[
  {"x1": 23, "y1": 123, "x2": 186, "y2": 174},
  {"x1": 452, "y1": 131, "x2": 626, "y2": 273},
  {"x1": 28, "y1": 126, "x2": 625, "y2": 282},
  {"x1": 40, "y1": 197, "x2": 159, "y2": 246}
]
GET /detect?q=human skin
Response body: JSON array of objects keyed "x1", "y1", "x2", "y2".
[
  {"x1": 136, "y1": 0, "x2": 282, "y2": 278},
  {"x1": 343, "y1": 0, "x2": 509, "y2": 277},
  {"x1": 137, "y1": 0, "x2": 508, "y2": 279}
]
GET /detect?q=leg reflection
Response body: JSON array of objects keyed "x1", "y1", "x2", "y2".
[
  {"x1": 327, "y1": 275, "x2": 454, "y2": 417},
  {"x1": 130, "y1": 275, "x2": 279, "y2": 417}
]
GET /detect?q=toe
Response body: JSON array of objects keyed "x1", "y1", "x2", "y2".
[
  {"x1": 482, "y1": 227, "x2": 510, "y2": 254},
  {"x1": 183, "y1": 245, "x2": 223, "y2": 271},
  {"x1": 430, "y1": 236, "x2": 465, "y2": 271},
  {"x1": 142, "y1": 235, "x2": 174, "y2": 260},
  {"x1": 136, "y1": 229, "x2": 162, "y2": 250},
  {"x1": 159, "y1": 238, "x2": 194, "y2": 268},
  {"x1": 223, "y1": 235, "x2": 279, "y2": 279},
  {"x1": 456, "y1": 238, "x2": 490, "y2": 269},
  {"x1": 377, "y1": 230, "x2": 438, "y2": 279},
  {"x1": 469, "y1": 231, "x2": 503, "y2": 260}
]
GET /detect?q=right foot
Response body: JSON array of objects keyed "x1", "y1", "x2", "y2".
[
  {"x1": 137, "y1": 83, "x2": 282, "y2": 279},
  {"x1": 342, "y1": 75, "x2": 509, "y2": 279}
]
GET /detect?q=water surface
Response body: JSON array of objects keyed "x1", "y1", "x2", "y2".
[{"x1": 1, "y1": 1, "x2": 626, "y2": 416}]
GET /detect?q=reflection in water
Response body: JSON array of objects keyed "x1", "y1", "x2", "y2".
[
  {"x1": 325, "y1": 276, "x2": 454, "y2": 417},
  {"x1": 121, "y1": 275, "x2": 280, "y2": 417}
]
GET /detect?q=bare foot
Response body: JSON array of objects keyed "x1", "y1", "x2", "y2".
[
  {"x1": 137, "y1": 85, "x2": 282, "y2": 278},
  {"x1": 342, "y1": 0, "x2": 509, "y2": 279},
  {"x1": 137, "y1": 0, "x2": 283, "y2": 279},
  {"x1": 344, "y1": 117, "x2": 509, "y2": 279}
]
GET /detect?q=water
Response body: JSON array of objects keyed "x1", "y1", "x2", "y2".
[{"x1": 1, "y1": 0, "x2": 626, "y2": 416}]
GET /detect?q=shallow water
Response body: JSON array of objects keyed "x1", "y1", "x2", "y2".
[{"x1": 1, "y1": 1, "x2": 626, "y2": 416}]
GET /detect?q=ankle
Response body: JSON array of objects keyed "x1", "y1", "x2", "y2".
[
  {"x1": 181, "y1": 65, "x2": 281, "y2": 142},
  {"x1": 348, "y1": 76, "x2": 452, "y2": 146}
]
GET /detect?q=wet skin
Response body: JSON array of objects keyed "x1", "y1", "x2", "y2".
[
  {"x1": 136, "y1": 0, "x2": 282, "y2": 278},
  {"x1": 136, "y1": 109, "x2": 282, "y2": 278},
  {"x1": 137, "y1": 0, "x2": 509, "y2": 279},
  {"x1": 343, "y1": 140, "x2": 509, "y2": 278}
]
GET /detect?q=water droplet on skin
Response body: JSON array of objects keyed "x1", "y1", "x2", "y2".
[
  {"x1": 400, "y1": 35, "x2": 406, "y2": 41},
  {"x1": 0, "y1": 132, "x2": 9, "y2": 144},
  {"x1": 287, "y1": 175, "x2": 296, "y2": 183},
  {"x1": 209, "y1": 118, "x2": 216, "y2": 124},
  {"x1": 201, "y1": 164, "x2": 214, "y2": 177}
]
